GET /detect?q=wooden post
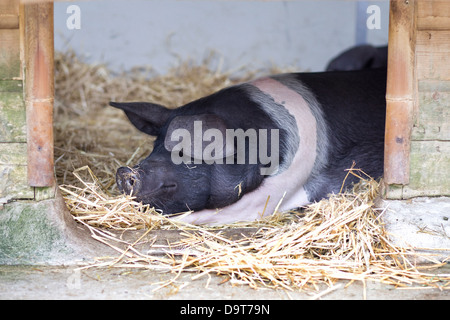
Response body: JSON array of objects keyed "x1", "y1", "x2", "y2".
[
  {"x1": 384, "y1": 0, "x2": 417, "y2": 186},
  {"x1": 24, "y1": 1, "x2": 55, "y2": 187}
]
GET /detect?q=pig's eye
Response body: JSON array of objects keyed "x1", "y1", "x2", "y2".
[{"x1": 178, "y1": 150, "x2": 184, "y2": 158}]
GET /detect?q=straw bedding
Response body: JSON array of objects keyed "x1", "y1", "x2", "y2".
[{"x1": 54, "y1": 51, "x2": 449, "y2": 293}]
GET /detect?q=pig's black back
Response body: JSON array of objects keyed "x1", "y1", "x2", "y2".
[{"x1": 293, "y1": 69, "x2": 387, "y2": 201}]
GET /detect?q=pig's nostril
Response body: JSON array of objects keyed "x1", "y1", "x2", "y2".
[
  {"x1": 116, "y1": 166, "x2": 141, "y2": 194},
  {"x1": 125, "y1": 177, "x2": 136, "y2": 190}
]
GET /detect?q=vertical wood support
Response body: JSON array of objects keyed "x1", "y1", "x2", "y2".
[
  {"x1": 24, "y1": 2, "x2": 55, "y2": 187},
  {"x1": 384, "y1": 0, "x2": 417, "y2": 186}
]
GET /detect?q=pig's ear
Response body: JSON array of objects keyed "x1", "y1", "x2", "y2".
[
  {"x1": 164, "y1": 114, "x2": 235, "y2": 160},
  {"x1": 109, "y1": 101, "x2": 172, "y2": 136}
]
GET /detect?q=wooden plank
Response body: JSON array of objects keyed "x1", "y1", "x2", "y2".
[
  {"x1": 418, "y1": 80, "x2": 450, "y2": 92},
  {"x1": 24, "y1": 2, "x2": 55, "y2": 187},
  {"x1": 0, "y1": 0, "x2": 19, "y2": 30},
  {"x1": 0, "y1": 29, "x2": 21, "y2": 80},
  {"x1": 403, "y1": 140, "x2": 450, "y2": 198},
  {"x1": 0, "y1": 2, "x2": 27, "y2": 204},
  {"x1": 412, "y1": 90, "x2": 450, "y2": 141},
  {"x1": 386, "y1": 0, "x2": 417, "y2": 100},
  {"x1": 384, "y1": 100, "x2": 413, "y2": 185},
  {"x1": 416, "y1": 53, "x2": 450, "y2": 81},
  {"x1": 19, "y1": 3, "x2": 25, "y2": 81},
  {"x1": 0, "y1": 0, "x2": 19, "y2": 15},
  {"x1": 0, "y1": 91, "x2": 26, "y2": 143},
  {"x1": 416, "y1": 31, "x2": 450, "y2": 81},
  {"x1": 417, "y1": 30, "x2": 450, "y2": 52},
  {"x1": 26, "y1": 100, "x2": 54, "y2": 186},
  {"x1": 417, "y1": 0, "x2": 450, "y2": 31},
  {"x1": 384, "y1": 0, "x2": 417, "y2": 185},
  {"x1": 0, "y1": 165, "x2": 34, "y2": 201},
  {"x1": 0, "y1": 14, "x2": 19, "y2": 29}
]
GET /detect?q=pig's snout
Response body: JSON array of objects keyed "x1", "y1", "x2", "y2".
[{"x1": 116, "y1": 167, "x2": 142, "y2": 196}]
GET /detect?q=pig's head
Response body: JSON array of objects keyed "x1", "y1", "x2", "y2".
[{"x1": 110, "y1": 86, "x2": 284, "y2": 214}]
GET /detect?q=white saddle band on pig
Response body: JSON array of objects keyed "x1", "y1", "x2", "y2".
[{"x1": 177, "y1": 76, "x2": 328, "y2": 225}]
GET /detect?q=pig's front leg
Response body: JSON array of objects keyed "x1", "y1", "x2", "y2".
[
  {"x1": 171, "y1": 181, "x2": 310, "y2": 226},
  {"x1": 171, "y1": 193, "x2": 273, "y2": 226}
]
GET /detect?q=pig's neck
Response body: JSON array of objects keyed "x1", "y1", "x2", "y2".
[{"x1": 174, "y1": 77, "x2": 323, "y2": 226}]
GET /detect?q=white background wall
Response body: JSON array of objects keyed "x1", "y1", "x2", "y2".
[{"x1": 54, "y1": 0, "x2": 389, "y2": 74}]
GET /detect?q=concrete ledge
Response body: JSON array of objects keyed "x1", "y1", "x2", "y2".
[
  {"x1": 2, "y1": 190, "x2": 449, "y2": 266},
  {"x1": 0, "y1": 190, "x2": 111, "y2": 265},
  {"x1": 380, "y1": 197, "x2": 450, "y2": 263}
]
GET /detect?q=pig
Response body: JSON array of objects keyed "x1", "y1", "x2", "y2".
[
  {"x1": 326, "y1": 45, "x2": 388, "y2": 71},
  {"x1": 110, "y1": 68, "x2": 386, "y2": 225}
]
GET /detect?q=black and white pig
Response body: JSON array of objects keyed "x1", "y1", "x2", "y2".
[{"x1": 111, "y1": 69, "x2": 386, "y2": 225}]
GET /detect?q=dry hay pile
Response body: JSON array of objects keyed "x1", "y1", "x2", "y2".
[
  {"x1": 54, "y1": 51, "x2": 450, "y2": 293},
  {"x1": 76, "y1": 171, "x2": 450, "y2": 293}
]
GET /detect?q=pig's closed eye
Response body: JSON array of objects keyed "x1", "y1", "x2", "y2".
[{"x1": 162, "y1": 184, "x2": 177, "y2": 192}]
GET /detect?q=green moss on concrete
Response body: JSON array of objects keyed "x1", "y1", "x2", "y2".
[
  {"x1": 0, "y1": 80, "x2": 23, "y2": 93},
  {"x1": 0, "y1": 35, "x2": 21, "y2": 80},
  {"x1": 0, "y1": 91, "x2": 26, "y2": 143},
  {"x1": 0, "y1": 200, "x2": 75, "y2": 265}
]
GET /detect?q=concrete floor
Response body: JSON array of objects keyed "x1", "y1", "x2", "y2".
[
  {"x1": 1, "y1": 264, "x2": 449, "y2": 300},
  {"x1": 1, "y1": 197, "x2": 449, "y2": 300}
]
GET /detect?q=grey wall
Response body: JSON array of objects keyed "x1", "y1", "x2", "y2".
[{"x1": 54, "y1": 0, "x2": 389, "y2": 74}]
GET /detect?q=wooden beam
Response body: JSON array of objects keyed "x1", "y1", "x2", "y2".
[
  {"x1": 24, "y1": 2, "x2": 55, "y2": 187},
  {"x1": 384, "y1": 0, "x2": 417, "y2": 185}
]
